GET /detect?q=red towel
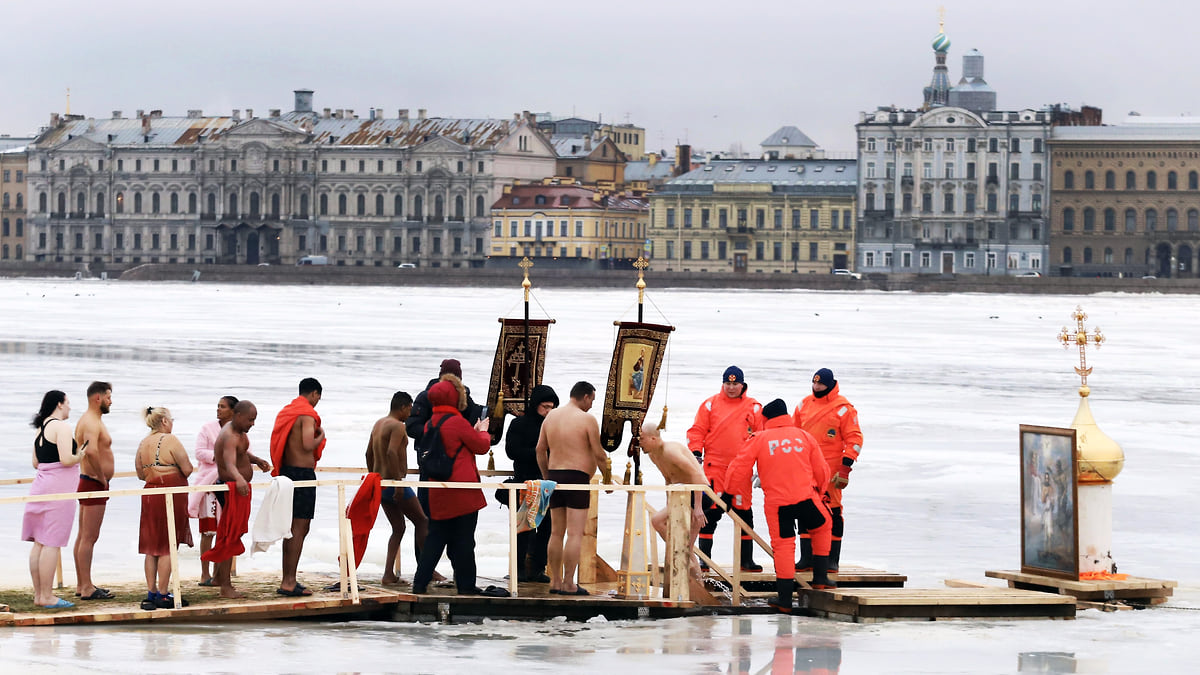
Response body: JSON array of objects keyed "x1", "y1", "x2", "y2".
[
  {"x1": 201, "y1": 483, "x2": 252, "y2": 563},
  {"x1": 270, "y1": 396, "x2": 327, "y2": 477},
  {"x1": 347, "y1": 473, "x2": 382, "y2": 568}
]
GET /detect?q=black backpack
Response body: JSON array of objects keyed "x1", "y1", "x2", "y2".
[{"x1": 417, "y1": 414, "x2": 461, "y2": 481}]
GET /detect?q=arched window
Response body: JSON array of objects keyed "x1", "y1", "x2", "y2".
[
  {"x1": 1168, "y1": 171, "x2": 1178, "y2": 190},
  {"x1": 1062, "y1": 207, "x2": 1075, "y2": 231},
  {"x1": 338, "y1": 194, "x2": 347, "y2": 216},
  {"x1": 1190, "y1": 209, "x2": 1199, "y2": 231},
  {"x1": 1063, "y1": 246, "x2": 1072, "y2": 264},
  {"x1": 207, "y1": 193, "x2": 217, "y2": 215},
  {"x1": 356, "y1": 194, "x2": 365, "y2": 215},
  {"x1": 1063, "y1": 170, "x2": 1074, "y2": 189},
  {"x1": 57, "y1": 192, "x2": 66, "y2": 215},
  {"x1": 413, "y1": 195, "x2": 424, "y2": 219},
  {"x1": 1104, "y1": 247, "x2": 1113, "y2": 264},
  {"x1": 1125, "y1": 248, "x2": 1134, "y2": 265},
  {"x1": 1147, "y1": 170, "x2": 1157, "y2": 189},
  {"x1": 1125, "y1": 208, "x2": 1137, "y2": 232},
  {"x1": 1083, "y1": 247, "x2": 1093, "y2": 264},
  {"x1": 271, "y1": 193, "x2": 280, "y2": 218},
  {"x1": 228, "y1": 192, "x2": 238, "y2": 216},
  {"x1": 1126, "y1": 170, "x2": 1136, "y2": 189},
  {"x1": 1083, "y1": 207, "x2": 1095, "y2": 231},
  {"x1": 299, "y1": 193, "x2": 309, "y2": 218},
  {"x1": 152, "y1": 192, "x2": 161, "y2": 213},
  {"x1": 115, "y1": 192, "x2": 124, "y2": 214},
  {"x1": 249, "y1": 192, "x2": 260, "y2": 217},
  {"x1": 1104, "y1": 170, "x2": 1115, "y2": 189},
  {"x1": 15, "y1": 193, "x2": 22, "y2": 208},
  {"x1": 1084, "y1": 170, "x2": 1095, "y2": 189},
  {"x1": 319, "y1": 194, "x2": 328, "y2": 216},
  {"x1": 394, "y1": 195, "x2": 403, "y2": 217},
  {"x1": 454, "y1": 195, "x2": 464, "y2": 220},
  {"x1": 1190, "y1": 171, "x2": 1199, "y2": 190},
  {"x1": 39, "y1": 192, "x2": 47, "y2": 213},
  {"x1": 375, "y1": 194, "x2": 384, "y2": 216},
  {"x1": 475, "y1": 195, "x2": 485, "y2": 217},
  {"x1": 1167, "y1": 208, "x2": 1179, "y2": 230},
  {"x1": 1, "y1": 218, "x2": 7, "y2": 236},
  {"x1": 1103, "y1": 207, "x2": 1115, "y2": 231},
  {"x1": 188, "y1": 193, "x2": 197, "y2": 214},
  {"x1": 96, "y1": 193, "x2": 105, "y2": 216},
  {"x1": 77, "y1": 192, "x2": 86, "y2": 215},
  {"x1": 170, "y1": 193, "x2": 179, "y2": 214},
  {"x1": 15, "y1": 244, "x2": 21, "y2": 259},
  {"x1": 1, "y1": 244, "x2": 7, "y2": 259},
  {"x1": 434, "y1": 195, "x2": 444, "y2": 219},
  {"x1": 1146, "y1": 208, "x2": 1158, "y2": 231},
  {"x1": 134, "y1": 192, "x2": 143, "y2": 214}
]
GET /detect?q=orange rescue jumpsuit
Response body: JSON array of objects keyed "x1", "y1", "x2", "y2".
[
  {"x1": 793, "y1": 383, "x2": 862, "y2": 559},
  {"x1": 688, "y1": 392, "x2": 763, "y2": 561},
  {"x1": 725, "y1": 416, "x2": 831, "y2": 581}
]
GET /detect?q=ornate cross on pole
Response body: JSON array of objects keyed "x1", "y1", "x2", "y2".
[
  {"x1": 634, "y1": 256, "x2": 648, "y2": 323},
  {"x1": 1058, "y1": 305, "x2": 1105, "y2": 395},
  {"x1": 519, "y1": 256, "x2": 533, "y2": 302}
]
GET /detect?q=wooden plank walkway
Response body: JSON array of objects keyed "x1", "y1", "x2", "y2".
[
  {"x1": 985, "y1": 569, "x2": 1178, "y2": 606},
  {"x1": 727, "y1": 564, "x2": 907, "y2": 590},
  {"x1": 796, "y1": 587, "x2": 1076, "y2": 623}
]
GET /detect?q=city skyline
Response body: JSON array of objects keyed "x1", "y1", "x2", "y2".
[{"x1": 3, "y1": 1, "x2": 1198, "y2": 154}]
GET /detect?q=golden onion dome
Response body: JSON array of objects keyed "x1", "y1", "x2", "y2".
[{"x1": 1070, "y1": 387, "x2": 1125, "y2": 483}]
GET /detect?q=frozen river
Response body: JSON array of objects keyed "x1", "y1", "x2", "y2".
[{"x1": 0, "y1": 278, "x2": 1196, "y2": 673}]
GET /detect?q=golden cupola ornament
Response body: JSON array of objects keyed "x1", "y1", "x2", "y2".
[{"x1": 1058, "y1": 306, "x2": 1124, "y2": 483}]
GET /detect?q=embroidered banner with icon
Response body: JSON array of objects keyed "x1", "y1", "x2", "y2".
[
  {"x1": 484, "y1": 319, "x2": 553, "y2": 444},
  {"x1": 600, "y1": 321, "x2": 673, "y2": 454}
]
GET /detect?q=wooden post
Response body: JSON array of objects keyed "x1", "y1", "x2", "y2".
[
  {"x1": 616, "y1": 490, "x2": 650, "y2": 598},
  {"x1": 508, "y1": 486, "x2": 520, "y2": 598},
  {"x1": 731, "y1": 507, "x2": 743, "y2": 606},
  {"x1": 337, "y1": 484, "x2": 350, "y2": 599},
  {"x1": 665, "y1": 490, "x2": 691, "y2": 603},
  {"x1": 647, "y1": 501, "x2": 661, "y2": 594},
  {"x1": 579, "y1": 478, "x2": 601, "y2": 584},
  {"x1": 164, "y1": 489, "x2": 183, "y2": 609}
]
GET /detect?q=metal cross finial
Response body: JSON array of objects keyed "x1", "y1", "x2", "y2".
[
  {"x1": 519, "y1": 257, "x2": 533, "y2": 301},
  {"x1": 1058, "y1": 305, "x2": 1104, "y2": 394},
  {"x1": 938, "y1": 5, "x2": 946, "y2": 30}
]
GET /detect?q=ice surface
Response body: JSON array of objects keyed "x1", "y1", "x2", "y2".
[{"x1": 0, "y1": 279, "x2": 1196, "y2": 672}]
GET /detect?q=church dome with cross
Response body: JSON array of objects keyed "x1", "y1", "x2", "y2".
[{"x1": 1059, "y1": 307, "x2": 1125, "y2": 483}]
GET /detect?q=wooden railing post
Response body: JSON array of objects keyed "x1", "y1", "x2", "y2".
[
  {"x1": 164, "y1": 488, "x2": 183, "y2": 609},
  {"x1": 508, "y1": 486, "x2": 520, "y2": 597},
  {"x1": 665, "y1": 489, "x2": 691, "y2": 603}
]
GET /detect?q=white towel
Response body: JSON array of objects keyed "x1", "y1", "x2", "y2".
[{"x1": 251, "y1": 475, "x2": 294, "y2": 554}]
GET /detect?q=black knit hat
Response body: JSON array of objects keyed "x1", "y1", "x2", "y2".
[
  {"x1": 813, "y1": 368, "x2": 836, "y2": 389},
  {"x1": 722, "y1": 365, "x2": 744, "y2": 384},
  {"x1": 763, "y1": 398, "x2": 789, "y2": 419}
]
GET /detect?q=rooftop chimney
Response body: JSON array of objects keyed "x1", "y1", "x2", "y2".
[
  {"x1": 323, "y1": 108, "x2": 331, "y2": 119},
  {"x1": 399, "y1": 109, "x2": 409, "y2": 120},
  {"x1": 232, "y1": 109, "x2": 241, "y2": 121},
  {"x1": 135, "y1": 109, "x2": 144, "y2": 118},
  {"x1": 269, "y1": 108, "x2": 280, "y2": 117},
  {"x1": 112, "y1": 110, "x2": 122, "y2": 119},
  {"x1": 376, "y1": 108, "x2": 384, "y2": 120},
  {"x1": 187, "y1": 110, "x2": 202, "y2": 118},
  {"x1": 369, "y1": 109, "x2": 376, "y2": 121},
  {"x1": 246, "y1": 108, "x2": 254, "y2": 119},
  {"x1": 293, "y1": 88, "x2": 314, "y2": 113},
  {"x1": 417, "y1": 108, "x2": 427, "y2": 120},
  {"x1": 141, "y1": 114, "x2": 151, "y2": 136},
  {"x1": 50, "y1": 112, "x2": 61, "y2": 128}
]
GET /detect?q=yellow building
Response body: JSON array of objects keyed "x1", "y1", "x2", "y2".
[
  {"x1": 1, "y1": 149, "x2": 28, "y2": 261},
  {"x1": 598, "y1": 122, "x2": 645, "y2": 161},
  {"x1": 488, "y1": 180, "x2": 648, "y2": 269},
  {"x1": 551, "y1": 134, "x2": 626, "y2": 185},
  {"x1": 648, "y1": 159, "x2": 858, "y2": 273}
]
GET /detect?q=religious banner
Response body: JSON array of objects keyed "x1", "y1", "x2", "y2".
[
  {"x1": 484, "y1": 318, "x2": 553, "y2": 444},
  {"x1": 600, "y1": 321, "x2": 674, "y2": 455},
  {"x1": 1018, "y1": 425, "x2": 1079, "y2": 580}
]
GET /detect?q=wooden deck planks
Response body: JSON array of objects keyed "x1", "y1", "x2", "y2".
[
  {"x1": 985, "y1": 569, "x2": 1177, "y2": 605},
  {"x1": 798, "y1": 586, "x2": 1076, "y2": 623}
]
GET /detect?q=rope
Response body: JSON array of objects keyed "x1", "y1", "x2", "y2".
[{"x1": 644, "y1": 292, "x2": 674, "y2": 326}]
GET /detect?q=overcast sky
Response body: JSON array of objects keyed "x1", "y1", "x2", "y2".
[{"x1": 2, "y1": 1, "x2": 1194, "y2": 154}]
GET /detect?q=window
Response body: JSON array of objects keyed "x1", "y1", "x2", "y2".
[
  {"x1": 1064, "y1": 170, "x2": 1074, "y2": 189},
  {"x1": 944, "y1": 193, "x2": 954, "y2": 213},
  {"x1": 944, "y1": 163, "x2": 954, "y2": 179},
  {"x1": 965, "y1": 252, "x2": 975, "y2": 268},
  {"x1": 169, "y1": 193, "x2": 178, "y2": 214},
  {"x1": 989, "y1": 138, "x2": 998, "y2": 153},
  {"x1": 1032, "y1": 194, "x2": 1042, "y2": 211},
  {"x1": 701, "y1": 209, "x2": 710, "y2": 228},
  {"x1": 920, "y1": 251, "x2": 931, "y2": 267},
  {"x1": 865, "y1": 251, "x2": 875, "y2": 267},
  {"x1": 1010, "y1": 163, "x2": 1020, "y2": 180},
  {"x1": 1104, "y1": 208, "x2": 1116, "y2": 231},
  {"x1": 866, "y1": 162, "x2": 875, "y2": 178},
  {"x1": 987, "y1": 193, "x2": 997, "y2": 213},
  {"x1": 339, "y1": 194, "x2": 347, "y2": 216},
  {"x1": 1009, "y1": 193, "x2": 1020, "y2": 212},
  {"x1": 1125, "y1": 248, "x2": 1134, "y2": 265},
  {"x1": 340, "y1": 160, "x2": 346, "y2": 172},
  {"x1": 886, "y1": 162, "x2": 894, "y2": 178},
  {"x1": 902, "y1": 193, "x2": 913, "y2": 213},
  {"x1": 416, "y1": 161, "x2": 423, "y2": 173},
  {"x1": 666, "y1": 208, "x2": 675, "y2": 228},
  {"x1": 1169, "y1": 171, "x2": 1178, "y2": 190},
  {"x1": 1167, "y1": 208, "x2": 1179, "y2": 231},
  {"x1": 319, "y1": 194, "x2": 328, "y2": 216},
  {"x1": 755, "y1": 241, "x2": 764, "y2": 260},
  {"x1": 683, "y1": 241, "x2": 692, "y2": 259},
  {"x1": 1104, "y1": 247, "x2": 1113, "y2": 264},
  {"x1": 866, "y1": 138, "x2": 876, "y2": 152},
  {"x1": 886, "y1": 138, "x2": 895, "y2": 152},
  {"x1": 1083, "y1": 247, "x2": 1093, "y2": 264},
  {"x1": 1063, "y1": 247, "x2": 1072, "y2": 264},
  {"x1": 810, "y1": 210, "x2": 819, "y2": 229},
  {"x1": 1147, "y1": 171, "x2": 1157, "y2": 189},
  {"x1": 923, "y1": 138, "x2": 932, "y2": 152},
  {"x1": 1033, "y1": 138, "x2": 1043, "y2": 153},
  {"x1": 376, "y1": 194, "x2": 385, "y2": 216},
  {"x1": 946, "y1": 138, "x2": 955, "y2": 152},
  {"x1": 1033, "y1": 164, "x2": 1042, "y2": 181},
  {"x1": 1083, "y1": 208, "x2": 1095, "y2": 231},
  {"x1": 965, "y1": 193, "x2": 976, "y2": 213},
  {"x1": 1125, "y1": 208, "x2": 1137, "y2": 232},
  {"x1": 1146, "y1": 208, "x2": 1158, "y2": 231},
  {"x1": 831, "y1": 211, "x2": 839, "y2": 229},
  {"x1": 700, "y1": 241, "x2": 709, "y2": 259},
  {"x1": 1011, "y1": 139, "x2": 1021, "y2": 153},
  {"x1": 755, "y1": 210, "x2": 764, "y2": 228},
  {"x1": 1190, "y1": 209, "x2": 1199, "y2": 231},
  {"x1": 774, "y1": 209, "x2": 782, "y2": 229},
  {"x1": 1191, "y1": 171, "x2": 1199, "y2": 190},
  {"x1": 923, "y1": 162, "x2": 933, "y2": 179},
  {"x1": 718, "y1": 241, "x2": 727, "y2": 259},
  {"x1": 1104, "y1": 170, "x2": 1115, "y2": 189},
  {"x1": 1085, "y1": 170, "x2": 1095, "y2": 189},
  {"x1": 903, "y1": 162, "x2": 913, "y2": 177},
  {"x1": 478, "y1": 161, "x2": 484, "y2": 173},
  {"x1": 134, "y1": 192, "x2": 143, "y2": 213},
  {"x1": 902, "y1": 251, "x2": 912, "y2": 267},
  {"x1": 922, "y1": 193, "x2": 933, "y2": 213},
  {"x1": 904, "y1": 138, "x2": 913, "y2": 152},
  {"x1": 967, "y1": 138, "x2": 976, "y2": 153},
  {"x1": 1126, "y1": 171, "x2": 1136, "y2": 189}
]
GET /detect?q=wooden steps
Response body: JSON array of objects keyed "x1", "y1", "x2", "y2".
[
  {"x1": 797, "y1": 586, "x2": 1076, "y2": 623},
  {"x1": 985, "y1": 569, "x2": 1177, "y2": 607}
]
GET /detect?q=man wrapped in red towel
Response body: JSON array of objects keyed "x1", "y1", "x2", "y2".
[
  {"x1": 270, "y1": 378, "x2": 327, "y2": 597},
  {"x1": 203, "y1": 401, "x2": 263, "y2": 599}
]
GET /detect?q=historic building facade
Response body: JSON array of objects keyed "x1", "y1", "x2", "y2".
[
  {"x1": 648, "y1": 159, "x2": 857, "y2": 274},
  {"x1": 24, "y1": 91, "x2": 558, "y2": 268},
  {"x1": 488, "y1": 181, "x2": 648, "y2": 269},
  {"x1": 855, "y1": 26, "x2": 1057, "y2": 276},
  {"x1": 1, "y1": 148, "x2": 28, "y2": 261},
  {"x1": 1049, "y1": 124, "x2": 1200, "y2": 278}
]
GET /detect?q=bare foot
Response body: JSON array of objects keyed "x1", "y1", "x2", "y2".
[
  {"x1": 431, "y1": 570, "x2": 447, "y2": 582},
  {"x1": 381, "y1": 574, "x2": 400, "y2": 586},
  {"x1": 219, "y1": 587, "x2": 246, "y2": 599}
]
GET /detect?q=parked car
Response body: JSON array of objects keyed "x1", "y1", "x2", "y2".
[
  {"x1": 297, "y1": 255, "x2": 329, "y2": 266},
  {"x1": 832, "y1": 268, "x2": 863, "y2": 279},
  {"x1": 1016, "y1": 271, "x2": 1041, "y2": 277},
  {"x1": 396, "y1": 263, "x2": 417, "y2": 269}
]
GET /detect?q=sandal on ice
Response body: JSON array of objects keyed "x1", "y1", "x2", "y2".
[{"x1": 276, "y1": 584, "x2": 313, "y2": 597}]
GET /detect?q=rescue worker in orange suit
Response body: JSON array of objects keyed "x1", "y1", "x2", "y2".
[
  {"x1": 726, "y1": 398, "x2": 834, "y2": 613},
  {"x1": 687, "y1": 366, "x2": 764, "y2": 572},
  {"x1": 792, "y1": 368, "x2": 862, "y2": 574}
]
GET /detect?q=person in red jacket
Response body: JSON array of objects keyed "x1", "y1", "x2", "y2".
[
  {"x1": 792, "y1": 368, "x2": 863, "y2": 574},
  {"x1": 411, "y1": 379, "x2": 508, "y2": 597},
  {"x1": 687, "y1": 366, "x2": 763, "y2": 571},
  {"x1": 726, "y1": 399, "x2": 834, "y2": 613}
]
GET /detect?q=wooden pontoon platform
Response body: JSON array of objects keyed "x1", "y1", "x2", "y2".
[
  {"x1": 796, "y1": 586, "x2": 1076, "y2": 623},
  {"x1": 985, "y1": 569, "x2": 1178, "y2": 607}
]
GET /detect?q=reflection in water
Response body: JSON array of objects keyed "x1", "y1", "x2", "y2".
[
  {"x1": 770, "y1": 617, "x2": 841, "y2": 675},
  {"x1": 1018, "y1": 650, "x2": 1105, "y2": 673}
]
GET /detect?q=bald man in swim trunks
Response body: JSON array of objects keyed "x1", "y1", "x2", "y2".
[{"x1": 536, "y1": 381, "x2": 612, "y2": 595}]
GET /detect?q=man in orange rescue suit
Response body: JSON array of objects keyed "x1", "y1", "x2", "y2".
[
  {"x1": 687, "y1": 365, "x2": 763, "y2": 572},
  {"x1": 793, "y1": 368, "x2": 862, "y2": 574},
  {"x1": 726, "y1": 398, "x2": 834, "y2": 613}
]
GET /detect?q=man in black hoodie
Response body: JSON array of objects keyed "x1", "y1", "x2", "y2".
[{"x1": 504, "y1": 384, "x2": 559, "y2": 583}]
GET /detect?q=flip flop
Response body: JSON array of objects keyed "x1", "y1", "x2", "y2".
[
  {"x1": 81, "y1": 588, "x2": 115, "y2": 600},
  {"x1": 568, "y1": 586, "x2": 590, "y2": 596},
  {"x1": 41, "y1": 598, "x2": 74, "y2": 609},
  {"x1": 276, "y1": 584, "x2": 313, "y2": 597},
  {"x1": 198, "y1": 579, "x2": 217, "y2": 587}
]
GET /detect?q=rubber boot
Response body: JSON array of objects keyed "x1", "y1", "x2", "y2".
[
  {"x1": 828, "y1": 540, "x2": 841, "y2": 574},
  {"x1": 795, "y1": 537, "x2": 813, "y2": 572},
  {"x1": 740, "y1": 537, "x2": 762, "y2": 572},
  {"x1": 698, "y1": 536, "x2": 713, "y2": 570},
  {"x1": 766, "y1": 578, "x2": 793, "y2": 613},
  {"x1": 811, "y1": 555, "x2": 837, "y2": 590}
]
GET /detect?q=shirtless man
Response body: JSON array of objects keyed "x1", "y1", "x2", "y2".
[
  {"x1": 211, "y1": 401, "x2": 267, "y2": 599},
  {"x1": 638, "y1": 422, "x2": 708, "y2": 580},
  {"x1": 366, "y1": 391, "x2": 433, "y2": 585},
  {"x1": 73, "y1": 381, "x2": 114, "y2": 600},
  {"x1": 536, "y1": 381, "x2": 612, "y2": 595},
  {"x1": 277, "y1": 378, "x2": 325, "y2": 596}
]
